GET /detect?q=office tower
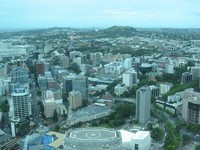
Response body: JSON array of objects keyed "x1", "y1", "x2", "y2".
[
  {"x1": 73, "y1": 76, "x2": 88, "y2": 100},
  {"x1": 63, "y1": 77, "x2": 73, "y2": 93},
  {"x1": 10, "y1": 67, "x2": 29, "y2": 84},
  {"x1": 61, "y1": 55, "x2": 70, "y2": 69},
  {"x1": 181, "y1": 72, "x2": 193, "y2": 84},
  {"x1": 11, "y1": 88, "x2": 31, "y2": 119},
  {"x1": 191, "y1": 67, "x2": 200, "y2": 80},
  {"x1": 68, "y1": 90, "x2": 82, "y2": 109},
  {"x1": 136, "y1": 86, "x2": 151, "y2": 124}
]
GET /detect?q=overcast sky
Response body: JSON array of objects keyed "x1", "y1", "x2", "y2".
[{"x1": 0, "y1": 0, "x2": 200, "y2": 29}]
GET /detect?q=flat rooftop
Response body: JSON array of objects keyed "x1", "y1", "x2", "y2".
[
  {"x1": 69, "y1": 129, "x2": 117, "y2": 141},
  {"x1": 46, "y1": 131, "x2": 64, "y2": 149},
  {"x1": 73, "y1": 105, "x2": 110, "y2": 118}
]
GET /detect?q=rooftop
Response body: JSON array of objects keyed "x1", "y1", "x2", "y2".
[
  {"x1": 72, "y1": 105, "x2": 110, "y2": 118},
  {"x1": 46, "y1": 131, "x2": 64, "y2": 149},
  {"x1": 69, "y1": 128, "x2": 117, "y2": 141}
]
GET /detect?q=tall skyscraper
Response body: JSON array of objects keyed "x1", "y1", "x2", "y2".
[
  {"x1": 136, "y1": 86, "x2": 151, "y2": 124},
  {"x1": 11, "y1": 88, "x2": 31, "y2": 119}
]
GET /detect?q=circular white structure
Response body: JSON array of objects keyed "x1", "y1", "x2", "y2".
[{"x1": 63, "y1": 128, "x2": 122, "y2": 150}]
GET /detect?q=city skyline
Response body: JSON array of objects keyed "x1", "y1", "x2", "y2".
[{"x1": 1, "y1": 0, "x2": 200, "y2": 30}]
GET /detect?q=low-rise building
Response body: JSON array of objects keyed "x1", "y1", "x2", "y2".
[{"x1": 115, "y1": 84, "x2": 128, "y2": 96}]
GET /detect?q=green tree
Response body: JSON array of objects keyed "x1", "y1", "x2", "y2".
[
  {"x1": 0, "y1": 100, "x2": 9, "y2": 112},
  {"x1": 196, "y1": 145, "x2": 200, "y2": 150},
  {"x1": 151, "y1": 127, "x2": 163, "y2": 141},
  {"x1": 53, "y1": 110, "x2": 58, "y2": 122},
  {"x1": 182, "y1": 134, "x2": 190, "y2": 145},
  {"x1": 82, "y1": 99, "x2": 89, "y2": 107},
  {"x1": 151, "y1": 96, "x2": 156, "y2": 104},
  {"x1": 52, "y1": 58, "x2": 60, "y2": 65},
  {"x1": 68, "y1": 63, "x2": 81, "y2": 74},
  {"x1": 52, "y1": 125, "x2": 60, "y2": 132},
  {"x1": 37, "y1": 90, "x2": 41, "y2": 96}
]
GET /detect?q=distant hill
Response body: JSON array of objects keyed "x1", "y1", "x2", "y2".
[{"x1": 101, "y1": 26, "x2": 136, "y2": 37}]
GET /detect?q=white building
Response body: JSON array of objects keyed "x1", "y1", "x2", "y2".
[
  {"x1": 9, "y1": 88, "x2": 31, "y2": 119},
  {"x1": 165, "y1": 62, "x2": 174, "y2": 74},
  {"x1": 120, "y1": 130, "x2": 151, "y2": 150},
  {"x1": 104, "y1": 61, "x2": 124, "y2": 74},
  {"x1": 63, "y1": 127, "x2": 151, "y2": 150},
  {"x1": 160, "y1": 82, "x2": 173, "y2": 95},
  {"x1": 124, "y1": 58, "x2": 132, "y2": 69},
  {"x1": 115, "y1": 84, "x2": 128, "y2": 96},
  {"x1": 0, "y1": 42, "x2": 28, "y2": 57},
  {"x1": 123, "y1": 72, "x2": 133, "y2": 88},
  {"x1": 42, "y1": 89, "x2": 66, "y2": 118},
  {"x1": 167, "y1": 94, "x2": 181, "y2": 103}
]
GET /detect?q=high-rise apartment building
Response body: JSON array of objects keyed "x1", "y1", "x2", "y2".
[
  {"x1": 11, "y1": 88, "x2": 31, "y2": 119},
  {"x1": 136, "y1": 86, "x2": 151, "y2": 124}
]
